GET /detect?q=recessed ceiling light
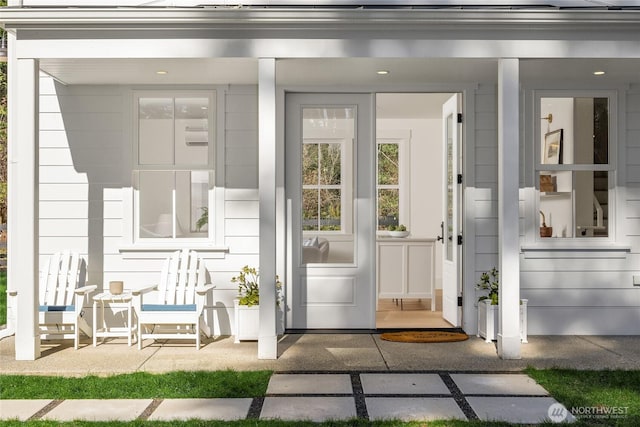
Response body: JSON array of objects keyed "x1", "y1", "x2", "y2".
[
  {"x1": 593, "y1": 70, "x2": 606, "y2": 76},
  {"x1": 376, "y1": 70, "x2": 390, "y2": 75},
  {"x1": 156, "y1": 70, "x2": 168, "y2": 75}
]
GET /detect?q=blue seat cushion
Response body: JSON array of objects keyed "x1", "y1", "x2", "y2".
[
  {"x1": 141, "y1": 304, "x2": 197, "y2": 312},
  {"x1": 40, "y1": 305, "x2": 75, "y2": 312}
]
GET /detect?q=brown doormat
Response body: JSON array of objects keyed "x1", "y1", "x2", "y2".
[{"x1": 380, "y1": 331, "x2": 469, "y2": 343}]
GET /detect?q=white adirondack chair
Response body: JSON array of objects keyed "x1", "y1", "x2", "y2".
[
  {"x1": 29, "y1": 251, "x2": 96, "y2": 349},
  {"x1": 133, "y1": 249, "x2": 215, "y2": 350}
]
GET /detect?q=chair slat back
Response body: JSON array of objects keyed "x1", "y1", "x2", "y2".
[
  {"x1": 157, "y1": 250, "x2": 206, "y2": 305},
  {"x1": 40, "y1": 251, "x2": 85, "y2": 306}
]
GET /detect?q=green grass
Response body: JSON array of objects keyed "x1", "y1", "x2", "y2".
[
  {"x1": 0, "y1": 420, "x2": 511, "y2": 427},
  {"x1": 0, "y1": 370, "x2": 272, "y2": 400},
  {"x1": 0, "y1": 271, "x2": 6, "y2": 325},
  {"x1": 1, "y1": 364, "x2": 638, "y2": 426},
  {"x1": 527, "y1": 368, "x2": 640, "y2": 426}
]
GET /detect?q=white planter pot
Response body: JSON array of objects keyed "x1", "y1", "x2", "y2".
[
  {"x1": 477, "y1": 299, "x2": 528, "y2": 343},
  {"x1": 234, "y1": 299, "x2": 260, "y2": 343}
]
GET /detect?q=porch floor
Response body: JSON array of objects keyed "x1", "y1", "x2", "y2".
[{"x1": 1, "y1": 333, "x2": 638, "y2": 375}]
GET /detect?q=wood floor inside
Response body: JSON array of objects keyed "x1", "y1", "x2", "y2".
[{"x1": 376, "y1": 290, "x2": 453, "y2": 329}]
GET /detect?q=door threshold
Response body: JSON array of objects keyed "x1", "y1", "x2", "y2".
[{"x1": 285, "y1": 327, "x2": 465, "y2": 334}]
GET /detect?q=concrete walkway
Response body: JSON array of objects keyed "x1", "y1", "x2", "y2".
[
  {"x1": 1, "y1": 372, "x2": 577, "y2": 423},
  {"x1": 1, "y1": 334, "x2": 638, "y2": 423}
]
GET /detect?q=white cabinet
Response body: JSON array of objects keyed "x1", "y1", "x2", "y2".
[{"x1": 376, "y1": 238, "x2": 436, "y2": 311}]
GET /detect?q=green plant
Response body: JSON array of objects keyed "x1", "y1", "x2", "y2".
[
  {"x1": 196, "y1": 206, "x2": 208, "y2": 231},
  {"x1": 232, "y1": 265, "x2": 282, "y2": 307},
  {"x1": 396, "y1": 224, "x2": 407, "y2": 231},
  {"x1": 476, "y1": 267, "x2": 499, "y2": 305}
]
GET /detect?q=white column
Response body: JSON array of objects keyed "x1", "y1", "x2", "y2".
[
  {"x1": 10, "y1": 56, "x2": 41, "y2": 360},
  {"x1": 258, "y1": 58, "x2": 278, "y2": 359},
  {"x1": 497, "y1": 58, "x2": 521, "y2": 360}
]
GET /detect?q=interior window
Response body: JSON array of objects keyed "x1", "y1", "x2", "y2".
[
  {"x1": 537, "y1": 96, "x2": 611, "y2": 238},
  {"x1": 134, "y1": 91, "x2": 215, "y2": 241},
  {"x1": 377, "y1": 142, "x2": 400, "y2": 230}
]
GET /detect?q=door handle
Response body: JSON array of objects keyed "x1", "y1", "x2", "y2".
[{"x1": 437, "y1": 221, "x2": 444, "y2": 244}]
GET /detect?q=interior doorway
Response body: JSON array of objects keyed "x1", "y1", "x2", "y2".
[{"x1": 374, "y1": 93, "x2": 461, "y2": 330}]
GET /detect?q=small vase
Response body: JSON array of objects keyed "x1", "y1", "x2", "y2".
[{"x1": 540, "y1": 226, "x2": 553, "y2": 237}]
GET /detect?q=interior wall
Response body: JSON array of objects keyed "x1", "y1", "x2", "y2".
[{"x1": 377, "y1": 116, "x2": 444, "y2": 289}]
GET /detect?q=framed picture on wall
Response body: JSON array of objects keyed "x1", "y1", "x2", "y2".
[{"x1": 544, "y1": 129, "x2": 563, "y2": 164}]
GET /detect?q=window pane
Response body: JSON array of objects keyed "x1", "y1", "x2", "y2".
[
  {"x1": 319, "y1": 143, "x2": 341, "y2": 185},
  {"x1": 138, "y1": 171, "x2": 174, "y2": 238},
  {"x1": 576, "y1": 171, "x2": 608, "y2": 238},
  {"x1": 302, "y1": 189, "x2": 318, "y2": 231},
  {"x1": 320, "y1": 189, "x2": 341, "y2": 231},
  {"x1": 175, "y1": 170, "x2": 209, "y2": 238},
  {"x1": 175, "y1": 97, "x2": 209, "y2": 166},
  {"x1": 378, "y1": 143, "x2": 399, "y2": 185},
  {"x1": 302, "y1": 144, "x2": 318, "y2": 186},
  {"x1": 378, "y1": 189, "x2": 399, "y2": 230},
  {"x1": 538, "y1": 170, "x2": 608, "y2": 238},
  {"x1": 540, "y1": 97, "x2": 608, "y2": 165},
  {"x1": 446, "y1": 113, "x2": 454, "y2": 261},
  {"x1": 139, "y1": 98, "x2": 174, "y2": 165}
]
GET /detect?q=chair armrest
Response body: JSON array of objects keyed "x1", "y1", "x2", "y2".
[
  {"x1": 74, "y1": 284, "x2": 97, "y2": 295},
  {"x1": 131, "y1": 285, "x2": 158, "y2": 296},
  {"x1": 195, "y1": 283, "x2": 215, "y2": 295}
]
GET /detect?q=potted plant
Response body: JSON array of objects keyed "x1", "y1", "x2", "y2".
[
  {"x1": 475, "y1": 267, "x2": 528, "y2": 343},
  {"x1": 232, "y1": 265, "x2": 282, "y2": 343},
  {"x1": 388, "y1": 224, "x2": 410, "y2": 238}
]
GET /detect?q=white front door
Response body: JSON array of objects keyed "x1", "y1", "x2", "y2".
[
  {"x1": 441, "y1": 94, "x2": 463, "y2": 327},
  {"x1": 285, "y1": 93, "x2": 375, "y2": 329}
]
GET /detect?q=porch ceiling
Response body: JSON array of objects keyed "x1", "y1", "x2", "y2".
[{"x1": 39, "y1": 57, "x2": 640, "y2": 87}]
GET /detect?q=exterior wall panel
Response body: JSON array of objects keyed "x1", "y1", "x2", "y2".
[{"x1": 33, "y1": 77, "x2": 260, "y2": 335}]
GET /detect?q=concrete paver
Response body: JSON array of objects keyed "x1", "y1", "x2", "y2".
[
  {"x1": 360, "y1": 373, "x2": 450, "y2": 395},
  {"x1": 366, "y1": 397, "x2": 467, "y2": 421},
  {"x1": 42, "y1": 399, "x2": 152, "y2": 422},
  {"x1": 0, "y1": 399, "x2": 52, "y2": 421},
  {"x1": 466, "y1": 396, "x2": 576, "y2": 424},
  {"x1": 267, "y1": 373, "x2": 353, "y2": 394},
  {"x1": 260, "y1": 396, "x2": 357, "y2": 421},
  {"x1": 149, "y1": 398, "x2": 252, "y2": 421},
  {"x1": 451, "y1": 374, "x2": 549, "y2": 395}
]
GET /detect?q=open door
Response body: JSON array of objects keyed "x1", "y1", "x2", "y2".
[{"x1": 441, "y1": 94, "x2": 462, "y2": 327}]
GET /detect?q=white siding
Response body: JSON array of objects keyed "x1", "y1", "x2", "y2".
[
  {"x1": 518, "y1": 84, "x2": 640, "y2": 335},
  {"x1": 36, "y1": 77, "x2": 260, "y2": 335}
]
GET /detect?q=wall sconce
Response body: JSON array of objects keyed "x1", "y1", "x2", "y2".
[{"x1": 541, "y1": 113, "x2": 553, "y2": 123}]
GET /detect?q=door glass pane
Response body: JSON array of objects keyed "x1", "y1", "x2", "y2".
[
  {"x1": 446, "y1": 113, "x2": 454, "y2": 261},
  {"x1": 301, "y1": 107, "x2": 354, "y2": 264}
]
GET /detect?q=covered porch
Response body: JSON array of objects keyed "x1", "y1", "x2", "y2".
[{"x1": 2, "y1": 6, "x2": 640, "y2": 362}]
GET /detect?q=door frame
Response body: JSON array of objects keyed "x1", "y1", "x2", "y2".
[{"x1": 276, "y1": 84, "x2": 477, "y2": 333}]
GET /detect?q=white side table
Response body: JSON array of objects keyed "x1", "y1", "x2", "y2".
[{"x1": 93, "y1": 291, "x2": 136, "y2": 346}]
